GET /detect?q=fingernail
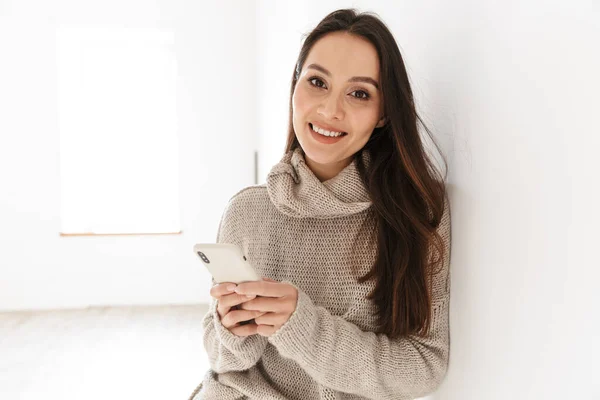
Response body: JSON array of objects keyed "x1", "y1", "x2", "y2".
[{"x1": 226, "y1": 284, "x2": 236, "y2": 291}]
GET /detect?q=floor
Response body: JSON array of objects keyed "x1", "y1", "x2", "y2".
[{"x1": 0, "y1": 304, "x2": 211, "y2": 400}]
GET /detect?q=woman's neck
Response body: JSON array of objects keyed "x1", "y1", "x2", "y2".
[{"x1": 305, "y1": 155, "x2": 353, "y2": 182}]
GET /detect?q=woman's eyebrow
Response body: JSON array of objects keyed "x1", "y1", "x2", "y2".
[{"x1": 306, "y1": 63, "x2": 379, "y2": 90}]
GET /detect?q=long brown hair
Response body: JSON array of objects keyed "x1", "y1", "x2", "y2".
[{"x1": 285, "y1": 9, "x2": 449, "y2": 339}]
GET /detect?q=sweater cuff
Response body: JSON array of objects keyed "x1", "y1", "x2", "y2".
[
  {"x1": 210, "y1": 298, "x2": 263, "y2": 353},
  {"x1": 267, "y1": 282, "x2": 319, "y2": 357}
]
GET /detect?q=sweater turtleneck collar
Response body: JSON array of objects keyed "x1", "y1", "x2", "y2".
[{"x1": 266, "y1": 146, "x2": 373, "y2": 219}]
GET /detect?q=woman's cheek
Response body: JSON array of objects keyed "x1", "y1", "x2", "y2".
[
  {"x1": 355, "y1": 107, "x2": 381, "y2": 132},
  {"x1": 293, "y1": 85, "x2": 312, "y2": 114}
]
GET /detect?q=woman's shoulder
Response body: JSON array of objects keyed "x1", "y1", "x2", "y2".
[
  {"x1": 219, "y1": 183, "x2": 270, "y2": 224},
  {"x1": 217, "y1": 184, "x2": 270, "y2": 243},
  {"x1": 227, "y1": 183, "x2": 269, "y2": 208}
]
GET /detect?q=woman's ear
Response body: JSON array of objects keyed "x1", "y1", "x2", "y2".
[{"x1": 375, "y1": 116, "x2": 387, "y2": 128}]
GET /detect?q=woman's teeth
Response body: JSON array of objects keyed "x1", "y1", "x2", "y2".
[{"x1": 311, "y1": 123, "x2": 346, "y2": 137}]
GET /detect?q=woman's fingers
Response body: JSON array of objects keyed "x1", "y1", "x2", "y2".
[
  {"x1": 211, "y1": 282, "x2": 251, "y2": 319},
  {"x1": 216, "y1": 292, "x2": 257, "y2": 320},
  {"x1": 209, "y1": 282, "x2": 237, "y2": 298},
  {"x1": 211, "y1": 278, "x2": 275, "y2": 298},
  {"x1": 221, "y1": 309, "x2": 267, "y2": 329},
  {"x1": 229, "y1": 322, "x2": 260, "y2": 337},
  {"x1": 220, "y1": 292, "x2": 257, "y2": 308},
  {"x1": 211, "y1": 280, "x2": 278, "y2": 336},
  {"x1": 253, "y1": 311, "x2": 283, "y2": 326}
]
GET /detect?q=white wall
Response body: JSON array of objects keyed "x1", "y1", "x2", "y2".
[
  {"x1": 2, "y1": 1, "x2": 599, "y2": 397},
  {"x1": 255, "y1": 0, "x2": 599, "y2": 399},
  {"x1": 0, "y1": 0, "x2": 257, "y2": 310}
]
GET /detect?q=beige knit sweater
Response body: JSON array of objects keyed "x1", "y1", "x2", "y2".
[{"x1": 193, "y1": 147, "x2": 452, "y2": 400}]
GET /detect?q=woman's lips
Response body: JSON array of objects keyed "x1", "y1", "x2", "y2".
[{"x1": 309, "y1": 123, "x2": 347, "y2": 144}]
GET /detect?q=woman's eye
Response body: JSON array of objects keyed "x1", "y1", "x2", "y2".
[
  {"x1": 307, "y1": 77, "x2": 370, "y2": 101},
  {"x1": 309, "y1": 77, "x2": 326, "y2": 88},
  {"x1": 352, "y1": 90, "x2": 370, "y2": 100}
]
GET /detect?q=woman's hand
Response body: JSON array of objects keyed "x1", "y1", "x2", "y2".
[
  {"x1": 210, "y1": 282, "x2": 267, "y2": 337},
  {"x1": 234, "y1": 277, "x2": 299, "y2": 337}
]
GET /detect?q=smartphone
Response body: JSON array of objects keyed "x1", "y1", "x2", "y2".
[
  {"x1": 193, "y1": 243, "x2": 261, "y2": 284},
  {"x1": 194, "y1": 243, "x2": 261, "y2": 326}
]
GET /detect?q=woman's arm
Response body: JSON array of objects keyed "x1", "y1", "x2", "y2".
[
  {"x1": 202, "y1": 290, "x2": 269, "y2": 373},
  {"x1": 201, "y1": 200, "x2": 269, "y2": 373},
  {"x1": 266, "y1": 198, "x2": 452, "y2": 399},
  {"x1": 266, "y1": 288, "x2": 449, "y2": 399}
]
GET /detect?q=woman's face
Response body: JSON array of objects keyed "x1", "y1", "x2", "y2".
[{"x1": 292, "y1": 31, "x2": 385, "y2": 181}]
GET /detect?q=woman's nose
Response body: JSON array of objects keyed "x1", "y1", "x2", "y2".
[{"x1": 317, "y1": 93, "x2": 345, "y2": 121}]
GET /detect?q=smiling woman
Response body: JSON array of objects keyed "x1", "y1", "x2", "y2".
[
  {"x1": 192, "y1": 8, "x2": 451, "y2": 400},
  {"x1": 292, "y1": 32, "x2": 387, "y2": 182}
]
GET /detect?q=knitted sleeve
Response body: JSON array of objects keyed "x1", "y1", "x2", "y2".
[
  {"x1": 201, "y1": 289, "x2": 269, "y2": 373},
  {"x1": 201, "y1": 201, "x2": 269, "y2": 373},
  {"x1": 267, "y1": 197, "x2": 452, "y2": 399}
]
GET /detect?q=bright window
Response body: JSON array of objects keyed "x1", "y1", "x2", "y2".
[{"x1": 57, "y1": 27, "x2": 180, "y2": 235}]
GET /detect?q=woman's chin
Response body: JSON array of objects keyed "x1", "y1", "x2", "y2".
[{"x1": 299, "y1": 141, "x2": 337, "y2": 164}]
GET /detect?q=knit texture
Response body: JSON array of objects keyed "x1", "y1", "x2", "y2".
[{"x1": 194, "y1": 146, "x2": 452, "y2": 400}]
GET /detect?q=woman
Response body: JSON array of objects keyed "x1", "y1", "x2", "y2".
[{"x1": 191, "y1": 8, "x2": 452, "y2": 400}]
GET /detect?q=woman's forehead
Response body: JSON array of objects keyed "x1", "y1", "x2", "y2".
[{"x1": 304, "y1": 32, "x2": 380, "y2": 80}]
